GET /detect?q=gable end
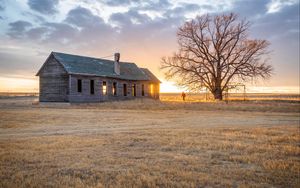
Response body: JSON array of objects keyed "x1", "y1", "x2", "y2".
[{"x1": 36, "y1": 52, "x2": 68, "y2": 76}]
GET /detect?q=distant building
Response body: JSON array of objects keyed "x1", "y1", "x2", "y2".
[{"x1": 36, "y1": 52, "x2": 160, "y2": 102}]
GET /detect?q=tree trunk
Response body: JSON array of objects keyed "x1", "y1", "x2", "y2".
[{"x1": 213, "y1": 87, "x2": 223, "y2": 100}]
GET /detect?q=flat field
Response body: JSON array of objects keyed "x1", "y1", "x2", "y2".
[{"x1": 0, "y1": 94, "x2": 299, "y2": 187}]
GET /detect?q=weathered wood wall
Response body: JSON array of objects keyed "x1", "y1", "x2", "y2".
[
  {"x1": 68, "y1": 75, "x2": 159, "y2": 102},
  {"x1": 39, "y1": 56, "x2": 69, "y2": 102},
  {"x1": 151, "y1": 84, "x2": 160, "y2": 99}
]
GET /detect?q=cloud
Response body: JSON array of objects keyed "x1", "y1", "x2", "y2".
[
  {"x1": 108, "y1": 1, "x2": 200, "y2": 28},
  {"x1": 267, "y1": 0, "x2": 299, "y2": 13},
  {"x1": 42, "y1": 22, "x2": 79, "y2": 45},
  {"x1": 250, "y1": 2, "x2": 299, "y2": 40},
  {"x1": 0, "y1": 47, "x2": 44, "y2": 77},
  {"x1": 5, "y1": 5, "x2": 116, "y2": 50},
  {"x1": 105, "y1": 0, "x2": 134, "y2": 6},
  {"x1": 139, "y1": 0, "x2": 171, "y2": 11},
  {"x1": 27, "y1": 0, "x2": 59, "y2": 15},
  {"x1": 63, "y1": 6, "x2": 115, "y2": 47},
  {"x1": 104, "y1": 0, "x2": 171, "y2": 12},
  {"x1": 107, "y1": 7, "x2": 182, "y2": 55},
  {"x1": 65, "y1": 6, "x2": 105, "y2": 28},
  {"x1": 21, "y1": 11, "x2": 46, "y2": 23},
  {"x1": 7, "y1": 21, "x2": 32, "y2": 38},
  {"x1": 0, "y1": 0, "x2": 4, "y2": 11},
  {"x1": 229, "y1": 0, "x2": 299, "y2": 42},
  {"x1": 163, "y1": 3, "x2": 200, "y2": 18},
  {"x1": 109, "y1": 9, "x2": 151, "y2": 26},
  {"x1": 26, "y1": 27, "x2": 49, "y2": 40},
  {"x1": 232, "y1": 0, "x2": 269, "y2": 18}
]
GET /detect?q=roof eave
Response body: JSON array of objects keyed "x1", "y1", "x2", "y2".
[{"x1": 69, "y1": 73, "x2": 150, "y2": 81}]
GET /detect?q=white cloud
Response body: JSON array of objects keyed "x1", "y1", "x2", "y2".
[{"x1": 267, "y1": 0, "x2": 298, "y2": 13}]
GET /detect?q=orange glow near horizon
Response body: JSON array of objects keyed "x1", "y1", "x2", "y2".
[
  {"x1": 160, "y1": 81, "x2": 182, "y2": 93},
  {"x1": 0, "y1": 76, "x2": 299, "y2": 94},
  {"x1": 0, "y1": 77, "x2": 38, "y2": 92}
]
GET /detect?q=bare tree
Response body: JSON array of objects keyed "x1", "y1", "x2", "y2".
[{"x1": 161, "y1": 13, "x2": 273, "y2": 100}]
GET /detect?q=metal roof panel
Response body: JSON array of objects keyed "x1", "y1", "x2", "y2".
[{"x1": 51, "y1": 52, "x2": 153, "y2": 81}]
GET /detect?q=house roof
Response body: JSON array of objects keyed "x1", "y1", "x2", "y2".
[
  {"x1": 140, "y1": 68, "x2": 161, "y2": 83},
  {"x1": 37, "y1": 52, "x2": 160, "y2": 83}
]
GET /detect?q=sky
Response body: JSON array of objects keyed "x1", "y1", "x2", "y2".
[{"x1": 0, "y1": 0, "x2": 299, "y2": 93}]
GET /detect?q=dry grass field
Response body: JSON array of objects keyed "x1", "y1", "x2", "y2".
[{"x1": 0, "y1": 94, "x2": 299, "y2": 187}]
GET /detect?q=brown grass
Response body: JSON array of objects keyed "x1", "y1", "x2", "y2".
[
  {"x1": 160, "y1": 93, "x2": 300, "y2": 102},
  {"x1": 0, "y1": 95, "x2": 299, "y2": 187}
]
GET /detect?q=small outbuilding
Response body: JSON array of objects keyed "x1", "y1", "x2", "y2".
[{"x1": 36, "y1": 52, "x2": 160, "y2": 102}]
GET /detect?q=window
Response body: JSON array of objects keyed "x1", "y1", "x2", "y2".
[
  {"x1": 132, "y1": 84, "x2": 136, "y2": 97},
  {"x1": 113, "y1": 82, "x2": 117, "y2": 96},
  {"x1": 142, "y1": 84, "x2": 145, "y2": 96},
  {"x1": 150, "y1": 84, "x2": 154, "y2": 95},
  {"x1": 123, "y1": 84, "x2": 127, "y2": 96},
  {"x1": 77, "y1": 79, "x2": 82, "y2": 93},
  {"x1": 103, "y1": 81, "x2": 107, "y2": 95},
  {"x1": 90, "y1": 80, "x2": 94, "y2": 94}
]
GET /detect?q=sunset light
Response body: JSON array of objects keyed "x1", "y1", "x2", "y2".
[
  {"x1": 0, "y1": 1, "x2": 299, "y2": 187},
  {"x1": 160, "y1": 81, "x2": 182, "y2": 93}
]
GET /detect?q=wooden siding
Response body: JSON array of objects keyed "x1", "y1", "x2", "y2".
[
  {"x1": 149, "y1": 83, "x2": 160, "y2": 99},
  {"x1": 68, "y1": 75, "x2": 102, "y2": 102},
  {"x1": 39, "y1": 56, "x2": 69, "y2": 102},
  {"x1": 68, "y1": 75, "x2": 159, "y2": 103}
]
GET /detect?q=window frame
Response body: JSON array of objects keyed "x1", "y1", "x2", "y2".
[
  {"x1": 123, "y1": 83, "x2": 127, "y2": 96},
  {"x1": 142, "y1": 84, "x2": 145, "y2": 96},
  {"x1": 102, "y1": 81, "x2": 107, "y2": 95},
  {"x1": 132, "y1": 84, "x2": 136, "y2": 97},
  {"x1": 150, "y1": 84, "x2": 154, "y2": 95},
  {"x1": 77, "y1": 79, "x2": 82, "y2": 93},
  {"x1": 113, "y1": 82, "x2": 117, "y2": 96},
  {"x1": 90, "y1": 80, "x2": 94, "y2": 95}
]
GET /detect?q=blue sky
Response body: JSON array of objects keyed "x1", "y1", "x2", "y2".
[{"x1": 0, "y1": 0, "x2": 299, "y2": 92}]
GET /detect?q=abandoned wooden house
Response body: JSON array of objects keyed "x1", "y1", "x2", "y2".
[{"x1": 36, "y1": 52, "x2": 160, "y2": 102}]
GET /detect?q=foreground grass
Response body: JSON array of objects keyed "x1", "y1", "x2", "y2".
[
  {"x1": 1, "y1": 126, "x2": 299, "y2": 187},
  {"x1": 0, "y1": 96, "x2": 299, "y2": 187}
]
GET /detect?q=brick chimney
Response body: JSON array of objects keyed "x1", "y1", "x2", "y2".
[{"x1": 114, "y1": 52, "x2": 120, "y2": 75}]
